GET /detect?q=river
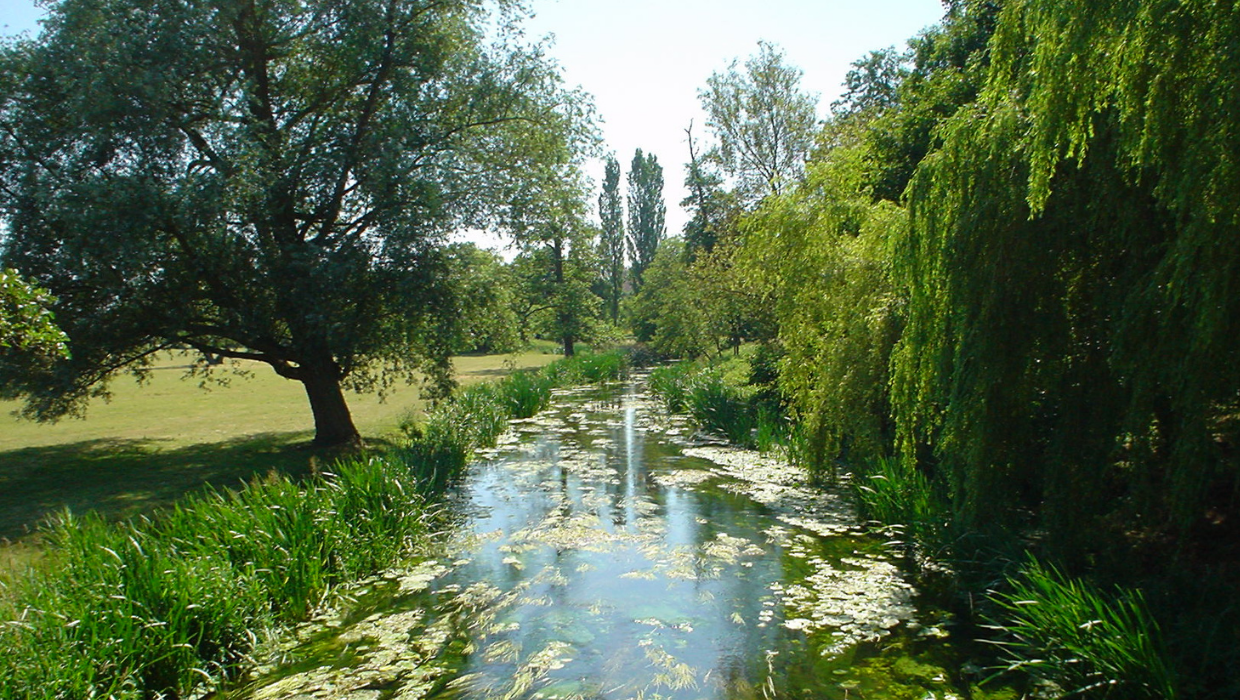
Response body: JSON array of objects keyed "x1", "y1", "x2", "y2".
[{"x1": 219, "y1": 377, "x2": 1008, "y2": 700}]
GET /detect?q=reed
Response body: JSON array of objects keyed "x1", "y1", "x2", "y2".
[
  {"x1": 851, "y1": 455, "x2": 949, "y2": 555},
  {"x1": 0, "y1": 455, "x2": 432, "y2": 699},
  {"x1": 985, "y1": 557, "x2": 1178, "y2": 699}
]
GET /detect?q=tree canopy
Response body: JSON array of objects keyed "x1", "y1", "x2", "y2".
[
  {"x1": 0, "y1": 0, "x2": 593, "y2": 445},
  {"x1": 700, "y1": 41, "x2": 818, "y2": 205}
]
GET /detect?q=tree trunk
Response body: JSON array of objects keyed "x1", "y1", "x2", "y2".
[{"x1": 301, "y1": 371, "x2": 362, "y2": 448}]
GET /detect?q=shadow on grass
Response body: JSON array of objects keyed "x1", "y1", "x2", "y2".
[{"x1": 0, "y1": 432, "x2": 399, "y2": 543}]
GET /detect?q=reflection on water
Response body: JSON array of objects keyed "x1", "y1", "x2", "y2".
[{"x1": 222, "y1": 379, "x2": 1008, "y2": 700}]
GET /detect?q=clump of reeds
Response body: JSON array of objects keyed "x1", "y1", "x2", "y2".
[
  {"x1": 984, "y1": 557, "x2": 1178, "y2": 700},
  {"x1": 399, "y1": 349, "x2": 629, "y2": 487},
  {"x1": 0, "y1": 455, "x2": 432, "y2": 699}
]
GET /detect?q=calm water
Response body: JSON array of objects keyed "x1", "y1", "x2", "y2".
[{"x1": 222, "y1": 378, "x2": 1009, "y2": 700}]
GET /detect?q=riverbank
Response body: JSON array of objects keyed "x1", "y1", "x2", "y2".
[
  {"x1": 0, "y1": 351, "x2": 630, "y2": 699},
  {"x1": 0, "y1": 347, "x2": 561, "y2": 546},
  {"x1": 646, "y1": 351, "x2": 1190, "y2": 699}
]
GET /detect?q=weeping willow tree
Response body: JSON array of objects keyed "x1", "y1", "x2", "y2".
[
  {"x1": 893, "y1": 0, "x2": 1240, "y2": 546},
  {"x1": 740, "y1": 122, "x2": 906, "y2": 476}
]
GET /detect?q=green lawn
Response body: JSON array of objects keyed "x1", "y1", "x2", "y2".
[{"x1": 0, "y1": 347, "x2": 561, "y2": 547}]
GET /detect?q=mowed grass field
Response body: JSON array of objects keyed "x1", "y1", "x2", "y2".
[{"x1": 0, "y1": 346, "x2": 560, "y2": 549}]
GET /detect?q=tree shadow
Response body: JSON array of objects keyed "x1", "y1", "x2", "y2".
[{"x1": 0, "y1": 432, "x2": 397, "y2": 543}]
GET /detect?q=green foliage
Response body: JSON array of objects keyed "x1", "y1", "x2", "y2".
[
  {"x1": 648, "y1": 360, "x2": 703, "y2": 413},
  {"x1": 540, "y1": 350, "x2": 630, "y2": 386},
  {"x1": 598, "y1": 155, "x2": 626, "y2": 321},
  {"x1": 0, "y1": 455, "x2": 432, "y2": 699},
  {"x1": 628, "y1": 237, "x2": 768, "y2": 358},
  {"x1": 831, "y1": 46, "x2": 909, "y2": 118},
  {"x1": 740, "y1": 120, "x2": 905, "y2": 477},
  {"x1": 399, "y1": 349, "x2": 628, "y2": 487},
  {"x1": 505, "y1": 161, "x2": 604, "y2": 357},
  {"x1": 685, "y1": 370, "x2": 758, "y2": 447},
  {"x1": 0, "y1": 269, "x2": 67, "y2": 358},
  {"x1": 851, "y1": 456, "x2": 949, "y2": 555},
  {"x1": 0, "y1": 0, "x2": 593, "y2": 446},
  {"x1": 648, "y1": 355, "x2": 789, "y2": 453},
  {"x1": 443, "y1": 245, "x2": 522, "y2": 355},
  {"x1": 681, "y1": 122, "x2": 738, "y2": 261},
  {"x1": 626, "y1": 148, "x2": 667, "y2": 288},
  {"x1": 700, "y1": 41, "x2": 820, "y2": 204},
  {"x1": 986, "y1": 559, "x2": 1177, "y2": 700},
  {"x1": 891, "y1": 0, "x2": 1240, "y2": 545}
]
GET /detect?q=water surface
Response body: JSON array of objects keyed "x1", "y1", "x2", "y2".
[{"x1": 223, "y1": 379, "x2": 1008, "y2": 700}]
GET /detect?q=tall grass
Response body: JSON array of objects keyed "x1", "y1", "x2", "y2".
[
  {"x1": 985, "y1": 558, "x2": 1178, "y2": 699},
  {"x1": 0, "y1": 349, "x2": 631, "y2": 699},
  {"x1": 0, "y1": 455, "x2": 433, "y2": 699},
  {"x1": 851, "y1": 456, "x2": 950, "y2": 555},
  {"x1": 649, "y1": 359, "x2": 793, "y2": 453},
  {"x1": 686, "y1": 371, "x2": 757, "y2": 446},
  {"x1": 648, "y1": 361, "x2": 701, "y2": 413}
]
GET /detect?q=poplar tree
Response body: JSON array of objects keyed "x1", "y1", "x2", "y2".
[
  {"x1": 597, "y1": 155, "x2": 625, "y2": 321},
  {"x1": 626, "y1": 148, "x2": 666, "y2": 289}
]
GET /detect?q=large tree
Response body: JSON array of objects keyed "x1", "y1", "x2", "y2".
[
  {"x1": 597, "y1": 154, "x2": 625, "y2": 321},
  {"x1": 0, "y1": 0, "x2": 590, "y2": 446},
  {"x1": 625, "y1": 148, "x2": 665, "y2": 289},
  {"x1": 699, "y1": 41, "x2": 819, "y2": 205}
]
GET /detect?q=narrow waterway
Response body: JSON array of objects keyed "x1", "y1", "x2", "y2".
[{"x1": 222, "y1": 378, "x2": 1001, "y2": 700}]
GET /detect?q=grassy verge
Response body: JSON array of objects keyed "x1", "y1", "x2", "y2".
[
  {"x1": 0, "y1": 350, "x2": 558, "y2": 545},
  {"x1": 0, "y1": 348, "x2": 629, "y2": 699}
]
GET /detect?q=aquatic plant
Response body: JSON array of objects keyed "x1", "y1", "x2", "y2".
[
  {"x1": 985, "y1": 558, "x2": 1177, "y2": 700},
  {"x1": 684, "y1": 370, "x2": 757, "y2": 447},
  {"x1": 0, "y1": 455, "x2": 433, "y2": 699},
  {"x1": 541, "y1": 349, "x2": 630, "y2": 385},
  {"x1": 851, "y1": 456, "x2": 949, "y2": 555},
  {"x1": 399, "y1": 349, "x2": 629, "y2": 488},
  {"x1": 648, "y1": 360, "x2": 701, "y2": 412}
]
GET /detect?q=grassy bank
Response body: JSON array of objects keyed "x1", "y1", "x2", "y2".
[
  {"x1": 0, "y1": 349, "x2": 629, "y2": 700},
  {"x1": 0, "y1": 348, "x2": 559, "y2": 544}
]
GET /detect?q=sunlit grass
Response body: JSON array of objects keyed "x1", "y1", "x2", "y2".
[{"x1": 0, "y1": 350, "x2": 557, "y2": 544}]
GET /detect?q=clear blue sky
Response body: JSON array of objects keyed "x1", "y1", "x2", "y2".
[{"x1": 0, "y1": 0, "x2": 946, "y2": 242}]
